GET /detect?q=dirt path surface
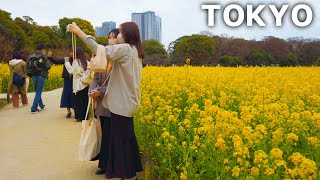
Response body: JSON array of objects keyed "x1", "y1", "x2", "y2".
[{"x1": 0, "y1": 88, "x2": 118, "y2": 180}]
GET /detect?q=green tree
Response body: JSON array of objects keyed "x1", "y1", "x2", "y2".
[
  {"x1": 30, "y1": 30, "x2": 51, "y2": 47},
  {"x1": 170, "y1": 35, "x2": 216, "y2": 65},
  {"x1": 0, "y1": 9, "x2": 26, "y2": 48},
  {"x1": 219, "y1": 55, "x2": 243, "y2": 67},
  {"x1": 287, "y1": 52, "x2": 298, "y2": 66},
  {"x1": 22, "y1": 16, "x2": 37, "y2": 25},
  {"x1": 143, "y1": 39, "x2": 167, "y2": 58},
  {"x1": 246, "y1": 49, "x2": 275, "y2": 66},
  {"x1": 143, "y1": 39, "x2": 168, "y2": 65},
  {"x1": 14, "y1": 17, "x2": 36, "y2": 36},
  {"x1": 96, "y1": 36, "x2": 109, "y2": 46},
  {"x1": 314, "y1": 57, "x2": 320, "y2": 66},
  {"x1": 38, "y1": 26, "x2": 61, "y2": 48},
  {"x1": 58, "y1": 17, "x2": 95, "y2": 38}
]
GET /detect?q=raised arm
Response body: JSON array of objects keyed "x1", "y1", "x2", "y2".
[
  {"x1": 67, "y1": 23, "x2": 98, "y2": 54},
  {"x1": 64, "y1": 58, "x2": 74, "y2": 74},
  {"x1": 48, "y1": 57, "x2": 64, "y2": 65},
  {"x1": 68, "y1": 23, "x2": 129, "y2": 63}
]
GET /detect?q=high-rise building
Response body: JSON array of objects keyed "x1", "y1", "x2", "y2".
[
  {"x1": 132, "y1": 11, "x2": 162, "y2": 42},
  {"x1": 95, "y1": 21, "x2": 116, "y2": 37}
]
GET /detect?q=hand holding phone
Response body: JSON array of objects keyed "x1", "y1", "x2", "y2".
[{"x1": 88, "y1": 88, "x2": 101, "y2": 98}]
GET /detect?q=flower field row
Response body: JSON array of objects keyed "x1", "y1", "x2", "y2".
[
  {"x1": 0, "y1": 63, "x2": 63, "y2": 93},
  {"x1": 135, "y1": 67, "x2": 320, "y2": 179}
]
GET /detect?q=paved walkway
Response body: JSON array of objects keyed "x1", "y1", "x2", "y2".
[{"x1": 0, "y1": 88, "x2": 120, "y2": 180}]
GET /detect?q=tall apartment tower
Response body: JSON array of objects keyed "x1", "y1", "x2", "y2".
[
  {"x1": 132, "y1": 11, "x2": 162, "y2": 42},
  {"x1": 95, "y1": 21, "x2": 116, "y2": 37}
]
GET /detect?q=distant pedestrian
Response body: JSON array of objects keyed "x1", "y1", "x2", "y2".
[
  {"x1": 7, "y1": 50, "x2": 28, "y2": 108},
  {"x1": 26, "y1": 43, "x2": 51, "y2": 113}
]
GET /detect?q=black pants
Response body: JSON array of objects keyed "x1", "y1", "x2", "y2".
[
  {"x1": 72, "y1": 87, "x2": 89, "y2": 120},
  {"x1": 98, "y1": 116, "x2": 111, "y2": 169}
]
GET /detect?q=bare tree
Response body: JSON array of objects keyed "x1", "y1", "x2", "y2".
[{"x1": 0, "y1": 34, "x2": 14, "y2": 62}]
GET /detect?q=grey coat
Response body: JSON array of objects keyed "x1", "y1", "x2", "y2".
[{"x1": 89, "y1": 72, "x2": 110, "y2": 117}]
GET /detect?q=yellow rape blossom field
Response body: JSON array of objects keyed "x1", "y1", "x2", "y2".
[
  {"x1": 135, "y1": 66, "x2": 320, "y2": 179},
  {"x1": 1, "y1": 63, "x2": 319, "y2": 179},
  {"x1": 0, "y1": 63, "x2": 63, "y2": 93}
]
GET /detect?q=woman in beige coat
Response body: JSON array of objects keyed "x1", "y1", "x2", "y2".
[{"x1": 7, "y1": 50, "x2": 28, "y2": 108}]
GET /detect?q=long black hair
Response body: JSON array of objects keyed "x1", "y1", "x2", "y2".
[
  {"x1": 108, "y1": 28, "x2": 120, "y2": 37},
  {"x1": 75, "y1": 47, "x2": 87, "y2": 70},
  {"x1": 13, "y1": 50, "x2": 22, "y2": 59}
]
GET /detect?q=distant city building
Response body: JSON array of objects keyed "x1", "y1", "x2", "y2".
[
  {"x1": 132, "y1": 11, "x2": 162, "y2": 42},
  {"x1": 95, "y1": 21, "x2": 116, "y2": 37}
]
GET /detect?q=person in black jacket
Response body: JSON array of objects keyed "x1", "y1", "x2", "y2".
[
  {"x1": 48, "y1": 50, "x2": 74, "y2": 118},
  {"x1": 27, "y1": 43, "x2": 51, "y2": 113}
]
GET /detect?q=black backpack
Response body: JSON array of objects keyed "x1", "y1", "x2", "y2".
[
  {"x1": 26, "y1": 54, "x2": 45, "y2": 76},
  {"x1": 13, "y1": 72, "x2": 26, "y2": 87}
]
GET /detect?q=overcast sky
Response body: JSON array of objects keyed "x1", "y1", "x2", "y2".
[{"x1": 1, "y1": 0, "x2": 319, "y2": 48}]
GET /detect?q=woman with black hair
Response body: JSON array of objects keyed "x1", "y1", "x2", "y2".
[
  {"x1": 89, "y1": 28, "x2": 119, "y2": 175},
  {"x1": 65, "y1": 47, "x2": 91, "y2": 122}
]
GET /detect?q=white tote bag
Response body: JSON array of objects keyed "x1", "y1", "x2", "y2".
[
  {"x1": 78, "y1": 98, "x2": 102, "y2": 162},
  {"x1": 89, "y1": 45, "x2": 108, "y2": 72}
]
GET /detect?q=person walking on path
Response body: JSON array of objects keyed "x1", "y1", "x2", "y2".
[
  {"x1": 48, "y1": 50, "x2": 74, "y2": 118},
  {"x1": 68, "y1": 22, "x2": 144, "y2": 180},
  {"x1": 7, "y1": 50, "x2": 28, "y2": 108},
  {"x1": 26, "y1": 43, "x2": 51, "y2": 113}
]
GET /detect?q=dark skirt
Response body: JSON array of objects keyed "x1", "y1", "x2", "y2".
[
  {"x1": 106, "y1": 112, "x2": 143, "y2": 179},
  {"x1": 97, "y1": 116, "x2": 111, "y2": 169},
  {"x1": 60, "y1": 78, "x2": 73, "y2": 108},
  {"x1": 72, "y1": 86, "x2": 89, "y2": 120}
]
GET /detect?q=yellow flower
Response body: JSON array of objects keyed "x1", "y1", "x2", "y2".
[
  {"x1": 215, "y1": 137, "x2": 228, "y2": 151},
  {"x1": 232, "y1": 134, "x2": 243, "y2": 148},
  {"x1": 205, "y1": 99, "x2": 212, "y2": 107},
  {"x1": 254, "y1": 150, "x2": 267, "y2": 164},
  {"x1": 223, "y1": 159, "x2": 229, "y2": 165},
  {"x1": 274, "y1": 160, "x2": 286, "y2": 167},
  {"x1": 156, "y1": 143, "x2": 161, "y2": 147},
  {"x1": 288, "y1": 152, "x2": 303, "y2": 166},
  {"x1": 167, "y1": 143, "x2": 172, "y2": 151},
  {"x1": 308, "y1": 137, "x2": 319, "y2": 147},
  {"x1": 272, "y1": 128, "x2": 284, "y2": 144},
  {"x1": 270, "y1": 148, "x2": 283, "y2": 159},
  {"x1": 182, "y1": 141, "x2": 187, "y2": 148},
  {"x1": 232, "y1": 166, "x2": 241, "y2": 177},
  {"x1": 180, "y1": 172, "x2": 187, "y2": 180},
  {"x1": 225, "y1": 166, "x2": 231, "y2": 172},
  {"x1": 264, "y1": 167, "x2": 275, "y2": 176},
  {"x1": 250, "y1": 167, "x2": 259, "y2": 176},
  {"x1": 286, "y1": 133, "x2": 299, "y2": 143},
  {"x1": 161, "y1": 131, "x2": 170, "y2": 138}
]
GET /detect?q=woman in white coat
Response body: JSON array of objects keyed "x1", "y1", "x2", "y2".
[{"x1": 65, "y1": 47, "x2": 91, "y2": 122}]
